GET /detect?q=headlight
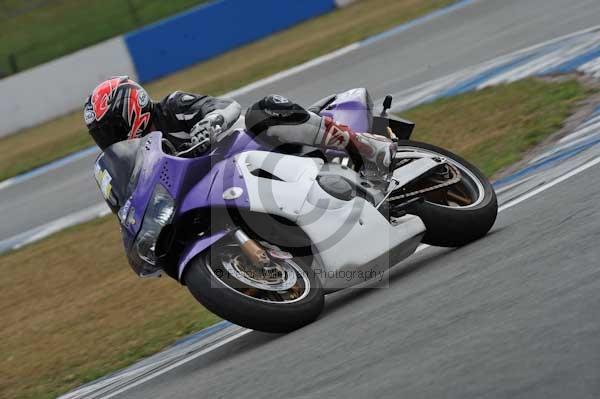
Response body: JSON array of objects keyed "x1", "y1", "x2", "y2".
[{"x1": 134, "y1": 184, "x2": 175, "y2": 273}]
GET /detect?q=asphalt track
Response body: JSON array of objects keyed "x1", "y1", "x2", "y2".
[
  {"x1": 3, "y1": 0, "x2": 600, "y2": 243},
  {"x1": 108, "y1": 155, "x2": 600, "y2": 399}
]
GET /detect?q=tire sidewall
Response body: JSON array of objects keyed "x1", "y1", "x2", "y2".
[
  {"x1": 184, "y1": 249, "x2": 324, "y2": 333},
  {"x1": 396, "y1": 140, "x2": 498, "y2": 247}
]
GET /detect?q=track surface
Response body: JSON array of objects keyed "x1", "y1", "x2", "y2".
[
  {"x1": 3, "y1": 0, "x2": 600, "y2": 242},
  {"x1": 111, "y1": 158, "x2": 600, "y2": 399}
]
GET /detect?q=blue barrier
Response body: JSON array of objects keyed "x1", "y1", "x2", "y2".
[{"x1": 124, "y1": 0, "x2": 336, "y2": 83}]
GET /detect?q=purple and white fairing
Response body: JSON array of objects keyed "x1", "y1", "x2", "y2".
[
  {"x1": 116, "y1": 89, "x2": 375, "y2": 279},
  {"x1": 106, "y1": 88, "x2": 425, "y2": 288},
  {"x1": 319, "y1": 88, "x2": 374, "y2": 133}
]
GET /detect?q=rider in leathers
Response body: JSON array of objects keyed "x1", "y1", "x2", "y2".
[{"x1": 84, "y1": 77, "x2": 396, "y2": 176}]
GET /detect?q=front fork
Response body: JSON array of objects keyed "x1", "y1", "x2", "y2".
[{"x1": 233, "y1": 229, "x2": 270, "y2": 267}]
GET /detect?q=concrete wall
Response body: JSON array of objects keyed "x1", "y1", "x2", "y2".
[
  {"x1": 0, "y1": 0, "x2": 351, "y2": 138},
  {"x1": 0, "y1": 37, "x2": 136, "y2": 137}
]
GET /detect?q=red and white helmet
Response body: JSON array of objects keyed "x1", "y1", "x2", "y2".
[{"x1": 84, "y1": 76, "x2": 153, "y2": 150}]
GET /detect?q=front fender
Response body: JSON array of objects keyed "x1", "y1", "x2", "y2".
[{"x1": 177, "y1": 230, "x2": 229, "y2": 281}]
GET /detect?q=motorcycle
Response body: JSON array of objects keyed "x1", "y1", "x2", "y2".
[{"x1": 94, "y1": 88, "x2": 497, "y2": 333}]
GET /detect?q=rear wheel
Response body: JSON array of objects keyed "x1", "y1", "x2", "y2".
[
  {"x1": 392, "y1": 140, "x2": 498, "y2": 247},
  {"x1": 184, "y1": 242, "x2": 324, "y2": 333}
]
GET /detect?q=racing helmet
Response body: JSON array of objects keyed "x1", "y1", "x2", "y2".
[{"x1": 84, "y1": 76, "x2": 153, "y2": 150}]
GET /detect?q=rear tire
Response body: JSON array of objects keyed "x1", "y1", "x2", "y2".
[
  {"x1": 396, "y1": 140, "x2": 498, "y2": 247},
  {"x1": 184, "y1": 247, "x2": 324, "y2": 333}
]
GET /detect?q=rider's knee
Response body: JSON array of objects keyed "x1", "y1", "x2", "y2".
[{"x1": 245, "y1": 95, "x2": 323, "y2": 145}]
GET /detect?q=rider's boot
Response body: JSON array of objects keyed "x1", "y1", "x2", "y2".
[{"x1": 320, "y1": 117, "x2": 397, "y2": 180}]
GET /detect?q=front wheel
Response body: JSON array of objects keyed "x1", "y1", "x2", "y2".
[
  {"x1": 184, "y1": 242, "x2": 324, "y2": 333},
  {"x1": 393, "y1": 140, "x2": 498, "y2": 247}
]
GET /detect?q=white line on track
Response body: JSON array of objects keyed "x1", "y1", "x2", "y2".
[
  {"x1": 498, "y1": 157, "x2": 600, "y2": 212},
  {"x1": 0, "y1": 202, "x2": 110, "y2": 254},
  {"x1": 97, "y1": 329, "x2": 253, "y2": 399},
  {"x1": 228, "y1": 0, "x2": 482, "y2": 99},
  {"x1": 226, "y1": 44, "x2": 360, "y2": 98}
]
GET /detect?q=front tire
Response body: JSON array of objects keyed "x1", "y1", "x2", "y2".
[
  {"x1": 395, "y1": 140, "x2": 498, "y2": 247},
  {"x1": 184, "y1": 244, "x2": 324, "y2": 333}
]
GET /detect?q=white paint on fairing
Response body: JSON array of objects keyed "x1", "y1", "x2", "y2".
[
  {"x1": 233, "y1": 151, "x2": 324, "y2": 221},
  {"x1": 298, "y1": 194, "x2": 426, "y2": 290}
]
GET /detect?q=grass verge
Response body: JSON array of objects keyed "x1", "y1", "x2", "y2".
[
  {"x1": 0, "y1": 0, "x2": 455, "y2": 182},
  {"x1": 0, "y1": 77, "x2": 588, "y2": 399},
  {"x1": 402, "y1": 78, "x2": 590, "y2": 176},
  {"x1": 0, "y1": 217, "x2": 220, "y2": 399}
]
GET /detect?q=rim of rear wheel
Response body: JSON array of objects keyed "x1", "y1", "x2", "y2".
[{"x1": 395, "y1": 146, "x2": 487, "y2": 209}]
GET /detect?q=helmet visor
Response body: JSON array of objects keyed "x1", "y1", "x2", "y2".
[{"x1": 88, "y1": 118, "x2": 129, "y2": 150}]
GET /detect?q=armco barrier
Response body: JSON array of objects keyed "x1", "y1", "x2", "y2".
[{"x1": 124, "y1": 0, "x2": 337, "y2": 82}]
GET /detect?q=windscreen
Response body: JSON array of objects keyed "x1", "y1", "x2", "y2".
[{"x1": 94, "y1": 138, "x2": 144, "y2": 213}]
